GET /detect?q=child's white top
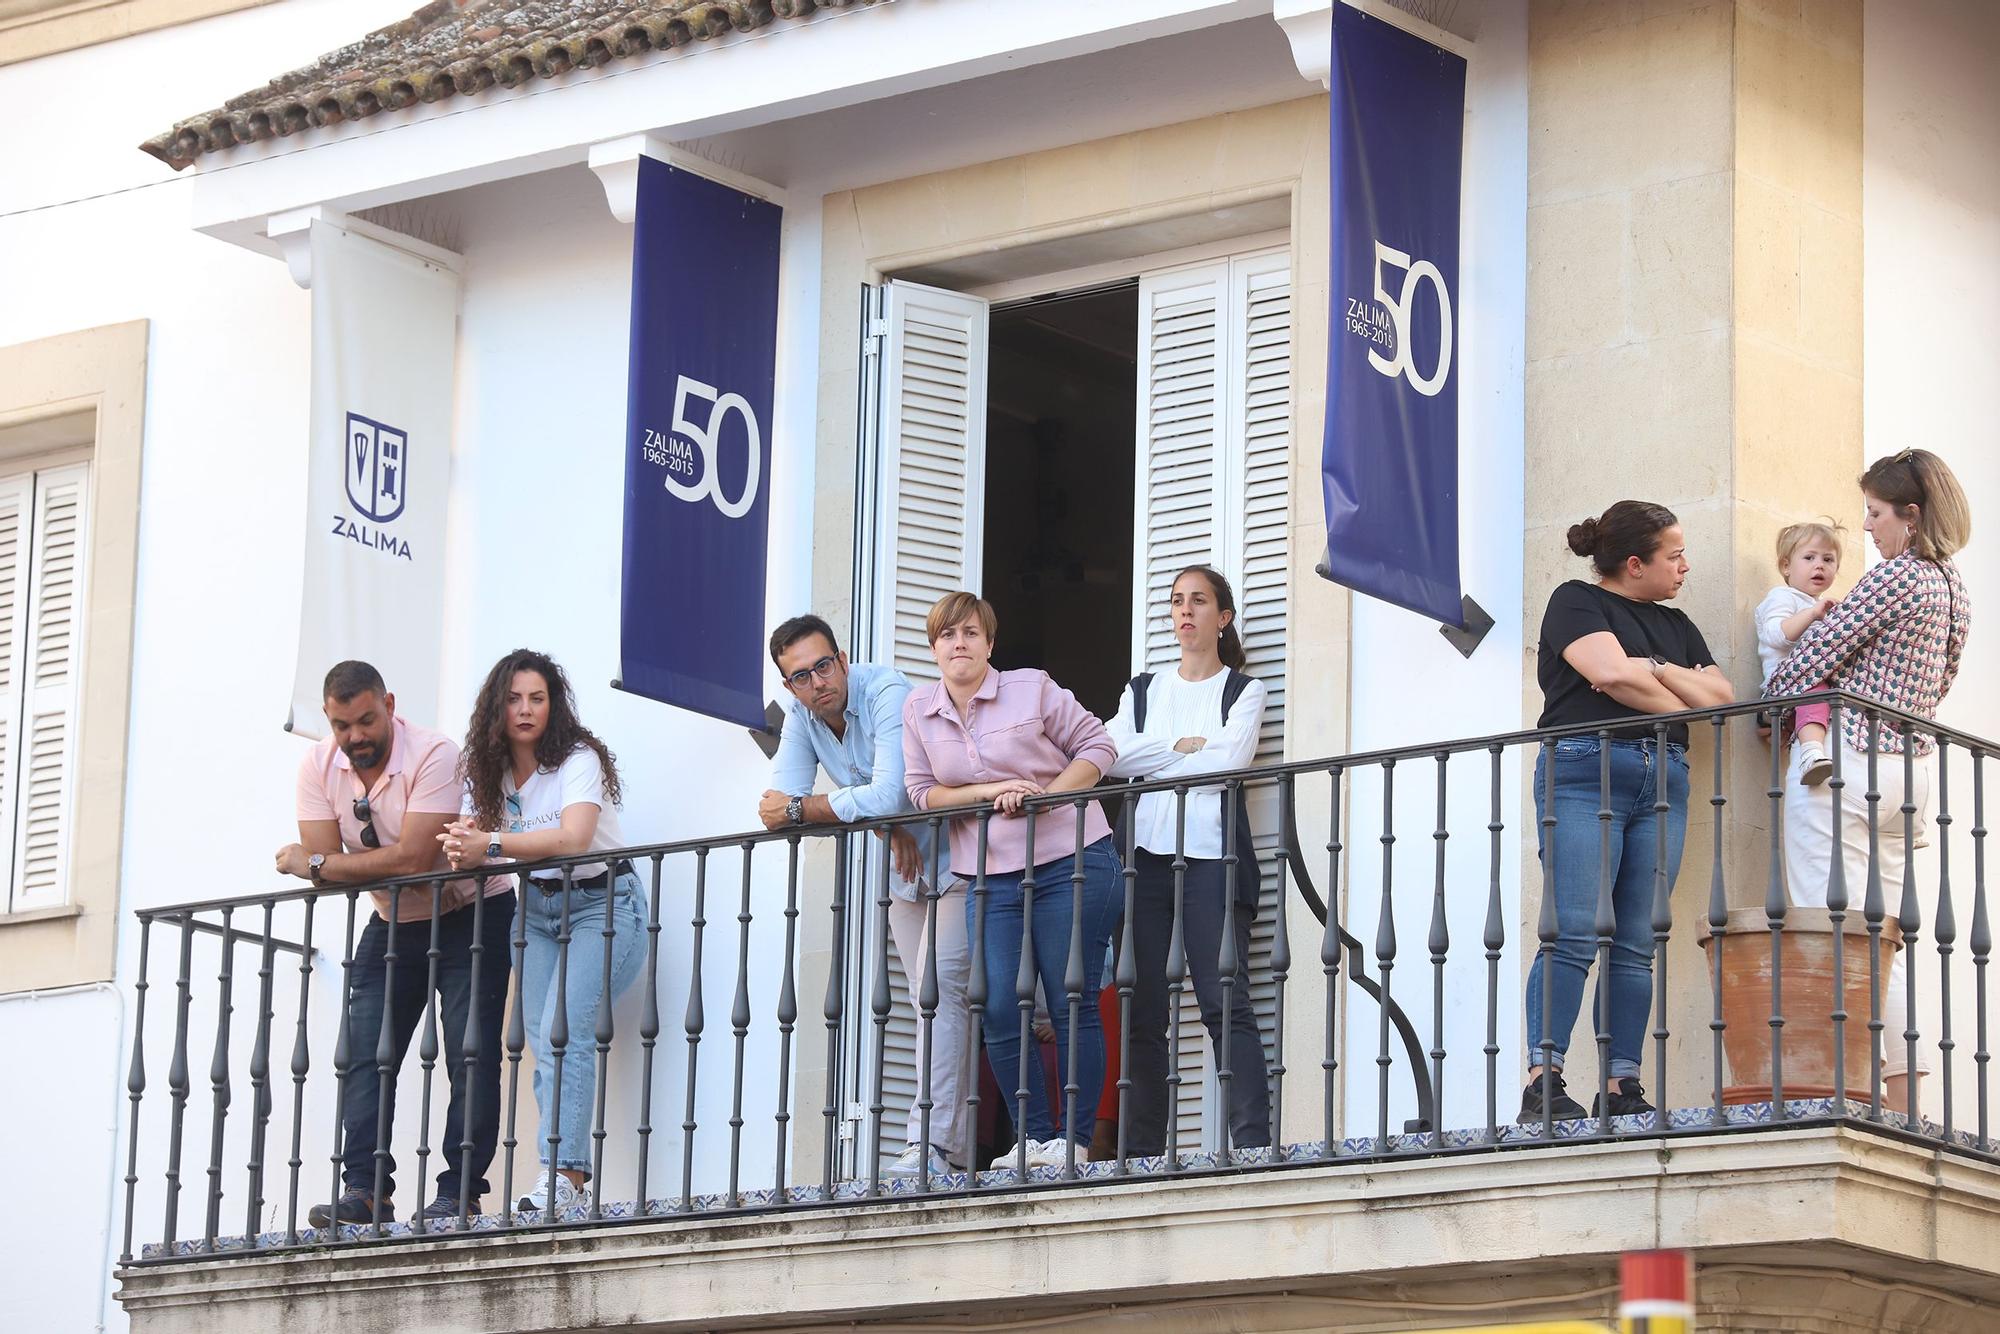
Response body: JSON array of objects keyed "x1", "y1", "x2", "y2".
[{"x1": 1755, "y1": 583, "x2": 1818, "y2": 685}]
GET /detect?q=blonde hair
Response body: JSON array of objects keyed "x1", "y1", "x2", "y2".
[
  {"x1": 1861, "y1": 449, "x2": 1973, "y2": 561},
  {"x1": 1775, "y1": 519, "x2": 1844, "y2": 570},
  {"x1": 925, "y1": 591, "x2": 998, "y2": 645}
]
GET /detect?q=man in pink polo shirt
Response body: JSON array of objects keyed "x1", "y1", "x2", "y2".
[{"x1": 275, "y1": 660, "x2": 515, "y2": 1230}]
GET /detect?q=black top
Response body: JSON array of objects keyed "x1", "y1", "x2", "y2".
[{"x1": 1536, "y1": 580, "x2": 1716, "y2": 746}]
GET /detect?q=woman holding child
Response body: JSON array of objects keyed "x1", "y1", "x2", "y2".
[
  {"x1": 1766, "y1": 449, "x2": 1972, "y2": 1098},
  {"x1": 902, "y1": 591, "x2": 1122, "y2": 1170},
  {"x1": 1522, "y1": 502, "x2": 1734, "y2": 1124}
]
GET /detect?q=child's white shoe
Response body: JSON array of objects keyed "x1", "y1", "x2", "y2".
[{"x1": 1797, "y1": 742, "x2": 1832, "y2": 787}]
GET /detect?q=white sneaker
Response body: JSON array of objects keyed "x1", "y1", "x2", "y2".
[
  {"x1": 884, "y1": 1144, "x2": 952, "y2": 1179},
  {"x1": 989, "y1": 1137, "x2": 1073, "y2": 1171},
  {"x1": 1798, "y1": 743, "x2": 1833, "y2": 787},
  {"x1": 516, "y1": 1170, "x2": 588, "y2": 1216}
]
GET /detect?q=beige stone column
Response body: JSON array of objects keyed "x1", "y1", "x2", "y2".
[{"x1": 1525, "y1": 0, "x2": 1862, "y2": 1102}]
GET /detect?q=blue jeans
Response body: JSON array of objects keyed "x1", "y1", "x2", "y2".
[
  {"x1": 1525, "y1": 737, "x2": 1689, "y2": 1080},
  {"x1": 519, "y1": 870, "x2": 649, "y2": 1172},
  {"x1": 968, "y1": 838, "x2": 1121, "y2": 1144}
]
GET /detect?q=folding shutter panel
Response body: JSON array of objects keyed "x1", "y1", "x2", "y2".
[
  {"x1": 0, "y1": 474, "x2": 32, "y2": 906},
  {"x1": 12, "y1": 464, "x2": 88, "y2": 912},
  {"x1": 866, "y1": 281, "x2": 989, "y2": 1170},
  {"x1": 877, "y1": 280, "x2": 989, "y2": 682},
  {"x1": 1134, "y1": 251, "x2": 1292, "y2": 1152},
  {"x1": 1227, "y1": 254, "x2": 1294, "y2": 1106},
  {"x1": 1133, "y1": 264, "x2": 1227, "y2": 674}
]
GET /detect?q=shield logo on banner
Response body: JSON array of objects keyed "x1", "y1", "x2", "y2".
[{"x1": 345, "y1": 412, "x2": 408, "y2": 523}]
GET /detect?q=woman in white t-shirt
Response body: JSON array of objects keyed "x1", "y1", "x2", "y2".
[
  {"x1": 441, "y1": 649, "x2": 647, "y2": 1219},
  {"x1": 1104, "y1": 565, "x2": 1271, "y2": 1158}
]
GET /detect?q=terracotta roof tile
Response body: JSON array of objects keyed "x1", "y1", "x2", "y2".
[{"x1": 140, "y1": 0, "x2": 869, "y2": 171}]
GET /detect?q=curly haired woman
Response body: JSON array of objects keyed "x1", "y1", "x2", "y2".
[{"x1": 441, "y1": 649, "x2": 647, "y2": 1217}]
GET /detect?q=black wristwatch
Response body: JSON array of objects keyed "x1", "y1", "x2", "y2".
[{"x1": 786, "y1": 795, "x2": 806, "y2": 826}]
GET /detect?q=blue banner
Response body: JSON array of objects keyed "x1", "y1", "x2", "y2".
[
  {"x1": 619, "y1": 157, "x2": 783, "y2": 726},
  {"x1": 1320, "y1": 5, "x2": 1467, "y2": 628}
]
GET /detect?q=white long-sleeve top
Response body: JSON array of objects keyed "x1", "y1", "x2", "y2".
[
  {"x1": 1104, "y1": 669, "x2": 1267, "y2": 860},
  {"x1": 1755, "y1": 583, "x2": 1818, "y2": 686}
]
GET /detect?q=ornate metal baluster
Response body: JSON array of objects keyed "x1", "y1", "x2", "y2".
[
  {"x1": 1826, "y1": 702, "x2": 1849, "y2": 1110},
  {"x1": 1969, "y1": 749, "x2": 1990, "y2": 1152},
  {"x1": 501, "y1": 877, "x2": 529, "y2": 1226},
  {"x1": 371, "y1": 905, "x2": 399, "y2": 1237},
  {"x1": 1218, "y1": 780, "x2": 1242, "y2": 1161},
  {"x1": 544, "y1": 872, "x2": 575, "y2": 1222},
  {"x1": 680, "y1": 849, "x2": 708, "y2": 1213},
  {"x1": 204, "y1": 903, "x2": 236, "y2": 1251},
  {"x1": 1865, "y1": 713, "x2": 1886, "y2": 1119},
  {"x1": 1767, "y1": 718, "x2": 1788, "y2": 1120},
  {"x1": 591, "y1": 861, "x2": 625, "y2": 1222},
  {"x1": 637, "y1": 854, "x2": 665, "y2": 1210},
  {"x1": 1650, "y1": 722, "x2": 1671, "y2": 1128},
  {"x1": 1323, "y1": 765, "x2": 1344, "y2": 1157},
  {"x1": 458, "y1": 880, "x2": 488, "y2": 1230},
  {"x1": 283, "y1": 896, "x2": 317, "y2": 1245},
  {"x1": 1014, "y1": 806, "x2": 1039, "y2": 1178},
  {"x1": 866, "y1": 837, "x2": 893, "y2": 1197},
  {"x1": 1935, "y1": 739, "x2": 1957, "y2": 1143},
  {"x1": 1376, "y1": 759, "x2": 1398, "y2": 1149},
  {"x1": 1899, "y1": 728, "x2": 1924, "y2": 1129},
  {"x1": 1270, "y1": 774, "x2": 1292, "y2": 1155},
  {"x1": 326, "y1": 891, "x2": 358, "y2": 1237},
  {"x1": 1115, "y1": 792, "x2": 1138, "y2": 1175},
  {"x1": 245, "y1": 900, "x2": 280, "y2": 1244},
  {"x1": 964, "y1": 817, "x2": 989, "y2": 1185},
  {"x1": 728, "y1": 843, "x2": 756, "y2": 1208},
  {"x1": 163, "y1": 913, "x2": 194, "y2": 1250},
  {"x1": 1428, "y1": 754, "x2": 1450, "y2": 1150},
  {"x1": 411, "y1": 885, "x2": 444, "y2": 1233},
  {"x1": 917, "y1": 821, "x2": 944, "y2": 1193},
  {"x1": 1484, "y1": 745, "x2": 1505, "y2": 1144},
  {"x1": 772, "y1": 837, "x2": 801, "y2": 1200},
  {"x1": 1536, "y1": 740, "x2": 1559, "y2": 1136},
  {"x1": 120, "y1": 915, "x2": 152, "y2": 1263},
  {"x1": 1594, "y1": 733, "x2": 1614, "y2": 1132},
  {"x1": 1165, "y1": 790, "x2": 1187, "y2": 1172},
  {"x1": 820, "y1": 833, "x2": 848, "y2": 1196}
]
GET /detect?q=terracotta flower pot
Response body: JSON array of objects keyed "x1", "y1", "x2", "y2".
[{"x1": 1697, "y1": 906, "x2": 1903, "y2": 1105}]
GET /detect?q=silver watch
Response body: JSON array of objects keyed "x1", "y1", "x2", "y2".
[{"x1": 786, "y1": 795, "x2": 806, "y2": 825}]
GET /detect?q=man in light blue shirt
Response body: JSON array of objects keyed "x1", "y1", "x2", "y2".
[{"x1": 757, "y1": 614, "x2": 971, "y2": 1177}]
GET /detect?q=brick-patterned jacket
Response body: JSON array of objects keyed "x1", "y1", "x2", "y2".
[{"x1": 1764, "y1": 551, "x2": 1970, "y2": 755}]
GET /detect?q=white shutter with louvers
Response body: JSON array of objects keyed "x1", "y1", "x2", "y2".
[
  {"x1": 1133, "y1": 250, "x2": 1292, "y2": 1151},
  {"x1": 859, "y1": 281, "x2": 990, "y2": 1172},
  {"x1": 876, "y1": 280, "x2": 989, "y2": 682},
  {"x1": 0, "y1": 474, "x2": 33, "y2": 904},
  {"x1": 11, "y1": 464, "x2": 89, "y2": 912}
]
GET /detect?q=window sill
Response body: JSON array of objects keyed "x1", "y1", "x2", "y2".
[{"x1": 0, "y1": 903, "x2": 82, "y2": 928}]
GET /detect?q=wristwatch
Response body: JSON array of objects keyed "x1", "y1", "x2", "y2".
[
  {"x1": 486, "y1": 836, "x2": 504, "y2": 860},
  {"x1": 307, "y1": 853, "x2": 326, "y2": 883},
  {"x1": 786, "y1": 795, "x2": 806, "y2": 826},
  {"x1": 1647, "y1": 654, "x2": 1668, "y2": 677}
]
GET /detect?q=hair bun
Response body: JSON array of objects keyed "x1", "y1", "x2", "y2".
[{"x1": 1566, "y1": 518, "x2": 1601, "y2": 557}]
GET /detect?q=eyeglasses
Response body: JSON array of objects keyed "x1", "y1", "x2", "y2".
[
  {"x1": 783, "y1": 655, "x2": 839, "y2": 692},
  {"x1": 352, "y1": 795, "x2": 381, "y2": 849}
]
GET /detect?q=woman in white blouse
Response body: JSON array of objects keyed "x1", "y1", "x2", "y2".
[{"x1": 1105, "y1": 565, "x2": 1271, "y2": 1156}]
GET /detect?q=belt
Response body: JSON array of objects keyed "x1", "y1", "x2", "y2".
[{"x1": 527, "y1": 858, "x2": 634, "y2": 892}]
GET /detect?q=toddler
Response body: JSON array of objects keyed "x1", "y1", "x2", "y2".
[{"x1": 1756, "y1": 521, "x2": 1843, "y2": 786}]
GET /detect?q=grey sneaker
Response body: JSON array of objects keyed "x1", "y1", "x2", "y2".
[
  {"x1": 307, "y1": 1189, "x2": 385, "y2": 1228},
  {"x1": 517, "y1": 1171, "x2": 587, "y2": 1217}
]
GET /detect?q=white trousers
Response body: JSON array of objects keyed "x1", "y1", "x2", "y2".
[
  {"x1": 886, "y1": 883, "x2": 975, "y2": 1165},
  {"x1": 1780, "y1": 742, "x2": 1932, "y2": 1076}
]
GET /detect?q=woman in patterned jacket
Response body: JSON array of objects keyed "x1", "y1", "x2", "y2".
[{"x1": 1765, "y1": 449, "x2": 1972, "y2": 1107}]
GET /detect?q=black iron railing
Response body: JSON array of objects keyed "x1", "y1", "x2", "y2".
[{"x1": 119, "y1": 690, "x2": 1997, "y2": 1263}]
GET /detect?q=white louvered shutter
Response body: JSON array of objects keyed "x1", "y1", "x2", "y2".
[
  {"x1": 876, "y1": 280, "x2": 989, "y2": 681},
  {"x1": 1134, "y1": 251, "x2": 1292, "y2": 1150},
  {"x1": 1228, "y1": 253, "x2": 1294, "y2": 1116},
  {"x1": 11, "y1": 464, "x2": 89, "y2": 912},
  {"x1": 0, "y1": 475, "x2": 32, "y2": 903},
  {"x1": 860, "y1": 281, "x2": 989, "y2": 1171}
]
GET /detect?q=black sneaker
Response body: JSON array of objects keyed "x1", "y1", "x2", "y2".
[
  {"x1": 1517, "y1": 1071, "x2": 1587, "y2": 1124},
  {"x1": 1593, "y1": 1077, "x2": 1656, "y2": 1120},
  {"x1": 414, "y1": 1191, "x2": 479, "y2": 1225},
  {"x1": 307, "y1": 1189, "x2": 385, "y2": 1228}
]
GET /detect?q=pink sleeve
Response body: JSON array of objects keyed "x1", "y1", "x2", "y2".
[
  {"x1": 296, "y1": 751, "x2": 335, "y2": 822},
  {"x1": 407, "y1": 737, "x2": 465, "y2": 814},
  {"x1": 903, "y1": 691, "x2": 939, "y2": 811},
  {"x1": 1039, "y1": 674, "x2": 1118, "y2": 775}
]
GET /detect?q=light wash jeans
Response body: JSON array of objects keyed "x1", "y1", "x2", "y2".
[
  {"x1": 520, "y1": 869, "x2": 649, "y2": 1172},
  {"x1": 1525, "y1": 736, "x2": 1690, "y2": 1080}
]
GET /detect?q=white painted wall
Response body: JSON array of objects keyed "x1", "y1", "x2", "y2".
[
  {"x1": 1864, "y1": 0, "x2": 2000, "y2": 1129},
  {"x1": 1340, "y1": 0, "x2": 1530, "y2": 1133}
]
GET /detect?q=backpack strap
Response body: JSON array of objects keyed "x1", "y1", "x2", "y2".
[
  {"x1": 1219, "y1": 668, "x2": 1252, "y2": 724},
  {"x1": 1127, "y1": 672, "x2": 1154, "y2": 732}
]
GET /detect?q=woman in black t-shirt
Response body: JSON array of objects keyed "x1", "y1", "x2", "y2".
[{"x1": 1521, "y1": 501, "x2": 1734, "y2": 1127}]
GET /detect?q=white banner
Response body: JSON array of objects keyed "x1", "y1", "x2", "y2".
[{"x1": 288, "y1": 221, "x2": 458, "y2": 738}]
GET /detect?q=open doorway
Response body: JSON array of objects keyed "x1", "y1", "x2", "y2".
[{"x1": 980, "y1": 283, "x2": 1138, "y2": 719}]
